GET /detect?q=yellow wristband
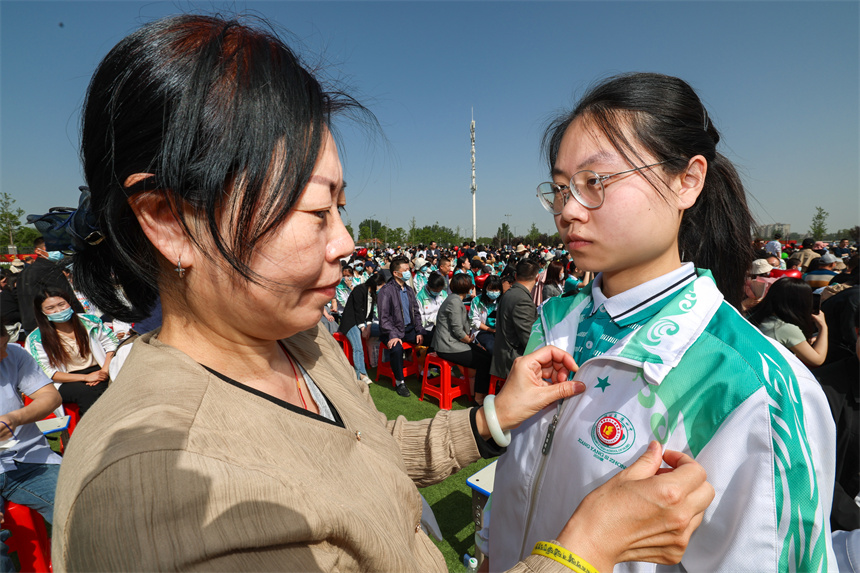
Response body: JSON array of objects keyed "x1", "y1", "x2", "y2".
[{"x1": 532, "y1": 541, "x2": 599, "y2": 573}]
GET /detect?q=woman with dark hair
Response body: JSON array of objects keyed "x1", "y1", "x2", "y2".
[
  {"x1": 337, "y1": 271, "x2": 386, "y2": 384},
  {"x1": 53, "y1": 18, "x2": 713, "y2": 572},
  {"x1": 485, "y1": 73, "x2": 836, "y2": 572},
  {"x1": 434, "y1": 273, "x2": 494, "y2": 405},
  {"x1": 454, "y1": 255, "x2": 475, "y2": 283},
  {"x1": 25, "y1": 288, "x2": 118, "y2": 416},
  {"x1": 416, "y1": 271, "x2": 448, "y2": 335},
  {"x1": 748, "y1": 277, "x2": 829, "y2": 367},
  {"x1": 469, "y1": 274, "x2": 502, "y2": 354},
  {"x1": 541, "y1": 259, "x2": 565, "y2": 302}
]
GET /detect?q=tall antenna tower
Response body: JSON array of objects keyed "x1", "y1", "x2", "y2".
[{"x1": 470, "y1": 109, "x2": 477, "y2": 242}]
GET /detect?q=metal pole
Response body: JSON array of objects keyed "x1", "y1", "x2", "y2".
[{"x1": 470, "y1": 110, "x2": 477, "y2": 243}]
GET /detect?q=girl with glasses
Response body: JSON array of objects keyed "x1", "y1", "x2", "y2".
[{"x1": 487, "y1": 72, "x2": 836, "y2": 572}]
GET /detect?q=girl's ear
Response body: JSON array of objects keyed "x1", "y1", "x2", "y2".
[
  {"x1": 126, "y1": 175, "x2": 196, "y2": 270},
  {"x1": 675, "y1": 155, "x2": 707, "y2": 210}
]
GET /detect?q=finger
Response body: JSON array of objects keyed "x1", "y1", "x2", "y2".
[
  {"x1": 661, "y1": 449, "x2": 697, "y2": 469},
  {"x1": 527, "y1": 345, "x2": 578, "y2": 373},
  {"x1": 617, "y1": 441, "x2": 663, "y2": 481}
]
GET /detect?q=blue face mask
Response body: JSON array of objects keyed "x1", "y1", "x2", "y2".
[
  {"x1": 46, "y1": 251, "x2": 64, "y2": 262},
  {"x1": 400, "y1": 271, "x2": 412, "y2": 282},
  {"x1": 429, "y1": 290, "x2": 442, "y2": 298},
  {"x1": 487, "y1": 290, "x2": 501, "y2": 300},
  {"x1": 46, "y1": 307, "x2": 74, "y2": 323}
]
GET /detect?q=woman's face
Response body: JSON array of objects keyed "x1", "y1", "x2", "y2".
[
  {"x1": 553, "y1": 117, "x2": 685, "y2": 292},
  {"x1": 189, "y1": 131, "x2": 353, "y2": 340},
  {"x1": 463, "y1": 258, "x2": 471, "y2": 270},
  {"x1": 41, "y1": 296, "x2": 70, "y2": 316}
]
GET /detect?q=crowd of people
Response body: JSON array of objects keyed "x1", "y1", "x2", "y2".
[{"x1": 0, "y1": 13, "x2": 856, "y2": 573}]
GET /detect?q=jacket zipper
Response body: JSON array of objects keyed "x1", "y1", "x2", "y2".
[{"x1": 518, "y1": 396, "x2": 567, "y2": 560}]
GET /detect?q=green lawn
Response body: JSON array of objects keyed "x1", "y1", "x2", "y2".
[{"x1": 367, "y1": 367, "x2": 494, "y2": 572}]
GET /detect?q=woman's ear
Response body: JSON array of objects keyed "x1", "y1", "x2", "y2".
[
  {"x1": 675, "y1": 155, "x2": 707, "y2": 210},
  {"x1": 126, "y1": 175, "x2": 195, "y2": 270}
]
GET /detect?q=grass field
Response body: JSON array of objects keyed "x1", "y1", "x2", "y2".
[{"x1": 367, "y1": 366, "x2": 495, "y2": 572}]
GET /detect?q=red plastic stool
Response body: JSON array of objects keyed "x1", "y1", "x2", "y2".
[
  {"x1": 489, "y1": 376, "x2": 506, "y2": 395},
  {"x1": 376, "y1": 341, "x2": 419, "y2": 385},
  {"x1": 331, "y1": 332, "x2": 353, "y2": 365},
  {"x1": 4, "y1": 501, "x2": 51, "y2": 572},
  {"x1": 420, "y1": 353, "x2": 469, "y2": 410}
]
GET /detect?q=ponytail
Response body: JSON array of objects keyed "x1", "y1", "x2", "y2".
[{"x1": 678, "y1": 152, "x2": 754, "y2": 309}]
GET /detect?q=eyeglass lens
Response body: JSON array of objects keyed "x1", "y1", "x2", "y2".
[{"x1": 537, "y1": 170, "x2": 604, "y2": 213}]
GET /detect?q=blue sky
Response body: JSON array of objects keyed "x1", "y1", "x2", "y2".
[{"x1": 2, "y1": 1, "x2": 857, "y2": 240}]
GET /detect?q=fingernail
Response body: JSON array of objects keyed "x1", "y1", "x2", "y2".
[
  {"x1": 572, "y1": 381, "x2": 586, "y2": 393},
  {"x1": 647, "y1": 440, "x2": 659, "y2": 454}
]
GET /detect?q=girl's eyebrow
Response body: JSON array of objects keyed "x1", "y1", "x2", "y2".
[{"x1": 552, "y1": 151, "x2": 618, "y2": 177}]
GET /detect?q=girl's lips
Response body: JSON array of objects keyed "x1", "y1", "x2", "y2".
[{"x1": 567, "y1": 236, "x2": 592, "y2": 250}]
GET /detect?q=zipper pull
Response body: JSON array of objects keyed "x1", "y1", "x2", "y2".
[{"x1": 542, "y1": 414, "x2": 559, "y2": 455}]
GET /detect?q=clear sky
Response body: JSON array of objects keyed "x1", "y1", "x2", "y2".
[{"x1": 2, "y1": 1, "x2": 858, "y2": 241}]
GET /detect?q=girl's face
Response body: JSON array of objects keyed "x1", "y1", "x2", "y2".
[
  {"x1": 41, "y1": 296, "x2": 71, "y2": 316},
  {"x1": 553, "y1": 117, "x2": 689, "y2": 295}
]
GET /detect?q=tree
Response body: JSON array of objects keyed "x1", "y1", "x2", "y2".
[
  {"x1": 495, "y1": 223, "x2": 512, "y2": 245},
  {"x1": 408, "y1": 217, "x2": 417, "y2": 246},
  {"x1": 358, "y1": 218, "x2": 383, "y2": 241},
  {"x1": 526, "y1": 222, "x2": 541, "y2": 243},
  {"x1": 0, "y1": 192, "x2": 26, "y2": 247},
  {"x1": 809, "y1": 207, "x2": 828, "y2": 240},
  {"x1": 344, "y1": 221, "x2": 354, "y2": 241}
]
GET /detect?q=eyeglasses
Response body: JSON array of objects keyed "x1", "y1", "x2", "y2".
[{"x1": 536, "y1": 160, "x2": 671, "y2": 214}]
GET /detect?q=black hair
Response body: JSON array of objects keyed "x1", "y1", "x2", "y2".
[
  {"x1": 389, "y1": 256, "x2": 409, "y2": 274},
  {"x1": 545, "y1": 260, "x2": 565, "y2": 286},
  {"x1": 479, "y1": 275, "x2": 503, "y2": 305},
  {"x1": 456, "y1": 256, "x2": 470, "y2": 270},
  {"x1": 748, "y1": 278, "x2": 815, "y2": 339},
  {"x1": 427, "y1": 272, "x2": 446, "y2": 291},
  {"x1": 542, "y1": 72, "x2": 753, "y2": 309},
  {"x1": 450, "y1": 273, "x2": 473, "y2": 295},
  {"x1": 516, "y1": 259, "x2": 540, "y2": 281},
  {"x1": 74, "y1": 14, "x2": 367, "y2": 321}
]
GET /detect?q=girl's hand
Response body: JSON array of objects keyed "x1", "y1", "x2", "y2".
[{"x1": 811, "y1": 312, "x2": 827, "y2": 330}]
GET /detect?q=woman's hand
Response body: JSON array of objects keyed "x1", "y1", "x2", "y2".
[
  {"x1": 811, "y1": 311, "x2": 827, "y2": 331},
  {"x1": 83, "y1": 371, "x2": 106, "y2": 385},
  {"x1": 360, "y1": 326, "x2": 371, "y2": 340},
  {"x1": 556, "y1": 441, "x2": 715, "y2": 572},
  {"x1": 490, "y1": 345, "x2": 584, "y2": 431}
]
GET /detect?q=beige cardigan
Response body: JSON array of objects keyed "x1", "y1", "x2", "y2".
[{"x1": 52, "y1": 323, "x2": 563, "y2": 572}]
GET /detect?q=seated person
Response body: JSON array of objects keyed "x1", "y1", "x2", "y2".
[
  {"x1": 377, "y1": 256, "x2": 426, "y2": 397},
  {"x1": 416, "y1": 272, "x2": 447, "y2": 340},
  {"x1": 434, "y1": 274, "x2": 493, "y2": 405},
  {"x1": 469, "y1": 275, "x2": 502, "y2": 355},
  {"x1": 26, "y1": 289, "x2": 118, "y2": 416},
  {"x1": 0, "y1": 318, "x2": 63, "y2": 573},
  {"x1": 337, "y1": 273, "x2": 386, "y2": 385}
]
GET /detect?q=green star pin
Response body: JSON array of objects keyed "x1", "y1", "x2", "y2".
[{"x1": 595, "y1": 376, "x2": 611, "y2": 392}]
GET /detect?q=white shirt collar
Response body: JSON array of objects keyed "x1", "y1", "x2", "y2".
[{"x1": 591, "y1": 262, "x2": 698, "y2": 321}]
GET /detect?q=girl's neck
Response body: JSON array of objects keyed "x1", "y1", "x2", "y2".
[
  {"x1": 600, "y1": 251, "x2": 684, "y2": 299},
  {"x1": 54, "y1": 320, "x2": 76, "y2": 335}
]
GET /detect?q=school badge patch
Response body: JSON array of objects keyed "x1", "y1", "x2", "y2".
[{"x1": 591, "y1": 411, "x2": 635, "y2": 455}]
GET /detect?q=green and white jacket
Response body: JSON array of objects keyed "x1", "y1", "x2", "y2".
[{"x1": 489, "y1": 267, "x2": 836, "y2": 572}]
